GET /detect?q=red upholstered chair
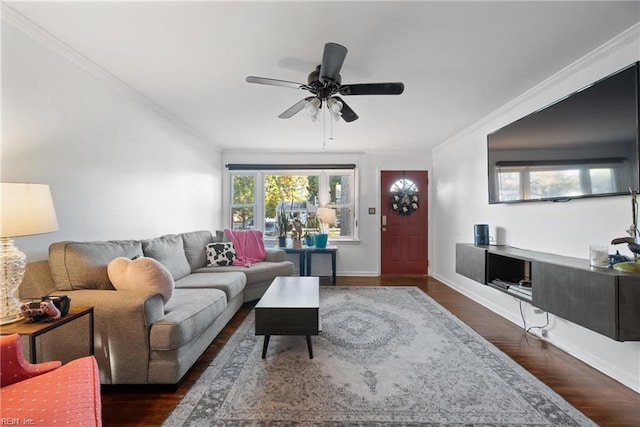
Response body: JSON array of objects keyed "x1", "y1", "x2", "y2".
[
  {"x1": 0, "y1": 333, "x2": 62, "y2": 386},
  {"x1": 0, "y1": 333, "x2": 102, "y2": 426}
]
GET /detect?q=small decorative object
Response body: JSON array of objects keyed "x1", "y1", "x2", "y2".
[
  {"x1": 303, "y1": 234, "x2": 314, "y2": 247},
  {"x1": 290, "y1": 212, "x2": 303, "y2": 248},
  {"x1": 608, "y1": 250, "x2": 630, "y2": 267},
  {"x1": 611, "y1": 189, "x2": 640, "y2": 271},
  {"x1": 589, "y1": 244, "x2": 609, "y2": 268},
  {"x1": 391, "y1": 189, "x2": 419, "y2": 216}
]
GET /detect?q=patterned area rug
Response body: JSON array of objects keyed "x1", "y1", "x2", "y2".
[{"x1": 163, "y1": 287, "x2": 596, "y2": 426}]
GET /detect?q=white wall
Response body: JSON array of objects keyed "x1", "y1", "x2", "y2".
[
  {"x1": 222, "y1": 150, "x2": 432, "y2": 275},
  {"x1": 432, "y1": 24, "x2": 640, "y2": 392},
  {"x1": 1, "y1": 15, "x2": 223, "y2": 261}
]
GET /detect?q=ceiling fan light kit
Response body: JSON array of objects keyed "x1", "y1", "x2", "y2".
[
  {"x1": 246, "y1": 42, "x2": 405, "y2": 123},
  {"x1": 305, "y1": 97, "x2": 322, "y2": 121}
]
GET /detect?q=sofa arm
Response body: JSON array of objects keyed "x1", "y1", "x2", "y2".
[
  {"x1": 50, "y1": 289, "x2": 165, "y2": 384},
  {"x1": 265, "y1": 247, "x2": 287, "y2": 262}
]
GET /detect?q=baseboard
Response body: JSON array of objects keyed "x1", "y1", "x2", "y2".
[{"x1": 432, "y1": 273, "x2": 640, "y2": 394}]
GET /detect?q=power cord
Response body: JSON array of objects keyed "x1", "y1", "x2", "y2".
[
  {"x1": 518, "y1": 299, "x2": 549, "y2": 334},
  {"x1": 526, "y1": 312, "x2": 549, "y2": 334}
]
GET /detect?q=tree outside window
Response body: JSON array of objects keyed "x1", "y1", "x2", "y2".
[
  {"x1": 229, "y1": 169, "x2": 357, "y2": 240},
  {"x1": 231, "y1": 175, "x2": 255, "y2": 230}
]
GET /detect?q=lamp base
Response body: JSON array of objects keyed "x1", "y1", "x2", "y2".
[
  {"x1": 0, "y1": 309, "x2": 24, "y2": 325},
  {"x1": 1, "y1": 238, "x2": 26, "y2": 325}
]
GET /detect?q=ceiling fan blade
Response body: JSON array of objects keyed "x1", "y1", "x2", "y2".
[
  {"x1": 319, "y1": 43, "x2": 347, "y2": 85},
  {"x1": 278, "y1": 97, "x2": 315, "y2": 119},
  {"x1": 334, "y1": 96, "x2": 358, "y2": 122},
  {"x1": 246, "y1": 76, "x2": 306, "y2": 90},
  {"x1": 339, "y1": 82, "x2": 405, "y2": 96}
]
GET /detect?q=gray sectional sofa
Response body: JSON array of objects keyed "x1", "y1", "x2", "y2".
[{"x1": 18, "y1": 230, "x2": 294, "y2": 384}]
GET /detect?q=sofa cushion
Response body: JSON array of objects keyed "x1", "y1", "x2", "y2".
[
  {"x1": 205, "y1": 242, "x2": 237, "y2": 266},
  {"x1": 195, "y1": 261, "x2": 294, "y2": 286},
  {"x1": 141, "y1": 235, "x2": 191, "y2": 281},
  {"x1": 107, "y1": 257, "x2": 175, "y2": 304},
  {"x1": 175, "y1": 272, "x2": 245, "y2": 301},
  {"x1": 49, "y1": 240, "x2": 143, "y2": 291},
  {"x1": 265, "y1": 247, "x2": 287, "y2": 262},
  {"x1": 180, "y1": 230, "x2": 214, "y2": 271},
  {"x1": 149, "y1": 288, "x2": 227, "y2": 350}
]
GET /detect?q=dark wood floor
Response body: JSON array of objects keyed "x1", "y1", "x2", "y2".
[{"x1": 101, "y1": 276, "x2": 640, "y2": 426}]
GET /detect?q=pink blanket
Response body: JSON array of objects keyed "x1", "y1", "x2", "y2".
[{"x1": 224, "y1": 229, "x2": 266, "y2": 267}]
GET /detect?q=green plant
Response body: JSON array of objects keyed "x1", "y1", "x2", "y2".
[
  {"x1": 277, "y1": 207, "x2": 290, "y2": 238},
  {"x1": 306, "y1": 216, "x2": 319, "y2": 234}
]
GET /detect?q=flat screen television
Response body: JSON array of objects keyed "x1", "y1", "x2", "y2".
[{"x1": 487, "y1": 62, "x2": 640, "y2": 204}]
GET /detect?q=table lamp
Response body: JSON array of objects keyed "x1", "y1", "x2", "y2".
[
  {"x1": 0, "y1": 183, "x2": 58, "y2": 325},
  {"x1": 316, "y1": 207, "x2": 336, "y2": 234}
]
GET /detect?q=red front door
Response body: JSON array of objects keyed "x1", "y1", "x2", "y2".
[{"x1": 380, "y1": 170, "x2": 428, "y2": 274}]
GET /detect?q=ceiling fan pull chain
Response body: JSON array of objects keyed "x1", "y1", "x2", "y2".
[
  {"x1": 329, "y1": 106, "x2": 334, "y2": 141},
  {"x1": 322, "y1": 104, "x2": 326, "y2": 150}
]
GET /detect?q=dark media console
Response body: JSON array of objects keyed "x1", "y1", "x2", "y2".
[{"x1": 456, "y1": 244, "x2": 640, "y2": 341}]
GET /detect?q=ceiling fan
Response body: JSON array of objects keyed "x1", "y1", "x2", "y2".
[{"x1": 245, "y1": 42, "x2": 404, "y2": 123}]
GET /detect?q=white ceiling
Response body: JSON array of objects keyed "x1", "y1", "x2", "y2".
[{"x1": 5, "y1": 1, "x2": 640, "y2": 152}]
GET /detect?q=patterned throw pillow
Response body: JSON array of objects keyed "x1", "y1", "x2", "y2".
[{"x1": 205, "y1": 242, "x2": 237, "y2": 266}]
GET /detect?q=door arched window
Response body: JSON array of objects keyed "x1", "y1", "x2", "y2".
[{"x1": 389, "y1": 179, "x2": 419, "y2": 215}]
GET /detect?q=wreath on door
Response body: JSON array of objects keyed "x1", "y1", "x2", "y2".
[{"x1": 391, "y1": 190, "x2": 419, "y2": 215}]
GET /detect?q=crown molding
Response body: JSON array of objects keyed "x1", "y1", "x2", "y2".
[
  {"x1": 434, "y1": 22, "x2": 640, "y2": 154},
  {"x1": 1, "y1": 3, "x2": 219, "y2": 152}
]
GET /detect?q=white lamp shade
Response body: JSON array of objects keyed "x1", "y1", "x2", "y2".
[
  {"x1": 1, "y1": 183, "x2": 59, "y2": 238},
  {"x1": 316, "y1": 207, "x2": 337, "y2": 225}
]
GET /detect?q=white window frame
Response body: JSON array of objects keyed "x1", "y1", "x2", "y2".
[{"x1": 228, "y1": 168, "x2": 359, "y2": 242}]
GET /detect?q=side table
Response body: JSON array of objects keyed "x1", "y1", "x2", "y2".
[
  {"x1": 282, "y1": 246, "x2": 307, "y2": 276},
  {"x1": 306, "y1": 246, "x2": 338, "y2": 284},
  {"x1": 283, "y1": 246, "x2": 338, "y2": 284},
  {"x1": 0, "y1": 306, "x2": 94, "y2": 364}
]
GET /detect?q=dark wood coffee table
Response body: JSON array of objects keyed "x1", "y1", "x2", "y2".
[{"x1": 255, "y1": 276, "x2": 319, "y2": 359}]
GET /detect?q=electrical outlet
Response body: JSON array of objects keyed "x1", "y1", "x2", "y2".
[{"x1": 541, "y1": 329, "x2": 548, "y2": 338}]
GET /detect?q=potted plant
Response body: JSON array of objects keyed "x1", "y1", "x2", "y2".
[
  {"x1": 303, "y1": 231, "x2": 314, "y2": 247},
  {"x1": 276, "y1": 207, "x2": 290, "y2": 247},
  {"x1": 304, "y1": 216, "x2": 319, "y2": 247}
]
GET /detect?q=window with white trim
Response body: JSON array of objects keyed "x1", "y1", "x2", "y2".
[{"x1": 228, "y1": 165, "x2": 358, "y2": 241}]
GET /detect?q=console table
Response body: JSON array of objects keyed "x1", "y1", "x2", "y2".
[
  {"x1": 284, "y1": 246, "x2": 337, "y2": 284},
  {"x1": 456, "y1": 244, "x2": 640, "y2": 341}
]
